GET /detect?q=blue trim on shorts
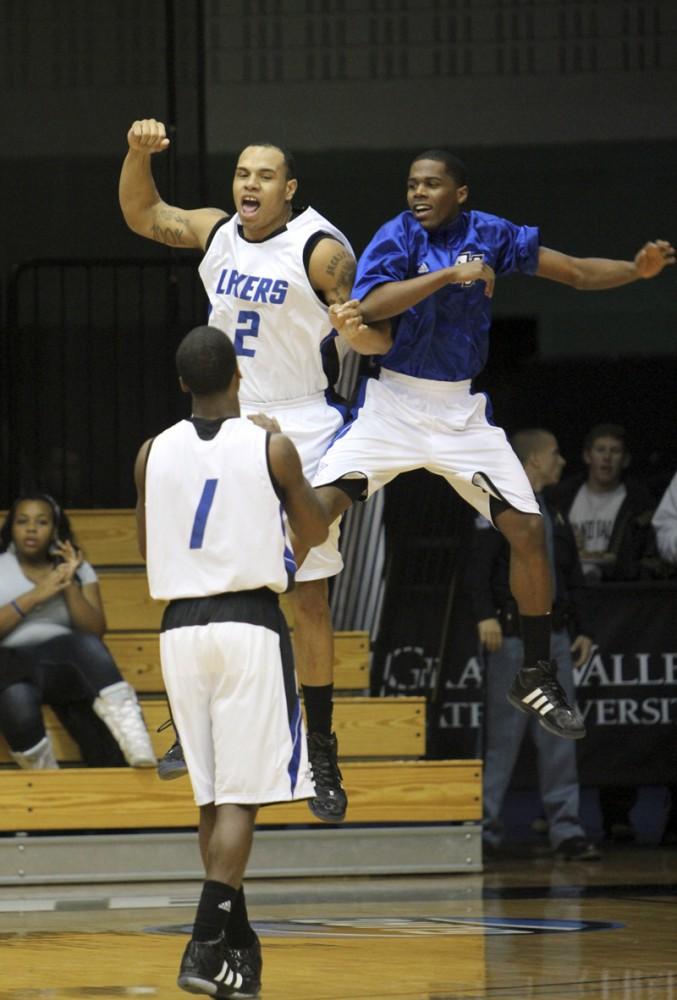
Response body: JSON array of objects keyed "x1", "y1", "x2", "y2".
[
  {"x1": 287, "y1": 698, "x2": 303, "y2": 794},
  {"x1": 279, "y1": 503, "x2": 297, "y2": 589},
  {"x1": 473, "y1": 384, "x2": 495, "y2": 426}
]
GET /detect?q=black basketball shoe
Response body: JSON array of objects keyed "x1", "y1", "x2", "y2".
[
  {"x1": 507, "y1": 660, "x2": 586, "y2": 740},
  {"x1": 307, "y1": 731, "x2": 348, "y2": 822},
  {"x1": 178, "y1": 931, "x2": 261, "y2": 997},
  {"x1": 157, "y1": 734, "x2": 188, "y2": 781}
]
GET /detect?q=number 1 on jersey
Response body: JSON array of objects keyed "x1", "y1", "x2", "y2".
[
  {"x1": 234, "y1": 310, "x2": 260, "y2": 357},
  {"x1": 190, "y1": 479, "x2": 218, "y2": 549}
]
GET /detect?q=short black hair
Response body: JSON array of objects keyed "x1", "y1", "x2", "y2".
[
  {"x1": 176, "y1": 325, "x2": 237, "y2": 395},
  {"x1": 412, "y1": 149, "x2": 468, "y2": 187},
  {"x1": 510, "y1": 428, "x2": 553, "y2": 466},
  {"x1": 584, "y1": 423, "x2": 628, "y2": 451},
  {"x1": 241, "y1": 142, "x2": 296, "y2": 180}
]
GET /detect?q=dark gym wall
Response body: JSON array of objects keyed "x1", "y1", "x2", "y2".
[{"x1": 2, "y1": 1, "x2": 675, "y2": 355}]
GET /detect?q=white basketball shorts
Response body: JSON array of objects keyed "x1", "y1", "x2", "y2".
[
  {"x1": 241, "y1": 392, "x2": 345, "y2": 581},
  {"x1": 313, "y1": 370, "x2": 540, "y2": 523},
  {"x1": 160, "y1": 606, "x2": 315, "y2": 808}
]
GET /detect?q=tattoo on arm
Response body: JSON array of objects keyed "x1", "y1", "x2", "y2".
[
  {"x1": 324, "y1": 251, "x2": 356, "y2": 305},
  {"x1": 150, "y1": 207, "x2": 191, "y2": 246}
]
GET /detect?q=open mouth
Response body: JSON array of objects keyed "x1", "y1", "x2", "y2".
[
  {"x1": 240, "y1": 197, "x2": 260, "y2": 218},
  {"x1": 412, "y1": 203, "x2": 433, "y2": 219}
]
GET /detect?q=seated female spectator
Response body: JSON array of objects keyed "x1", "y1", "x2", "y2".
[{"x1": 0, "y1": 494, "x2": 155, "y2": 770}]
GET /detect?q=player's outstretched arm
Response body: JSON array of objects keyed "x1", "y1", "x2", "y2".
[
  {"x1": 119, "y1": 118, "x2": 227, "y2": 250},
  {"x1": 308, "y1": 239, "x2": 393, "y2": 354},
  {"x1": 536, "y1": 240, "x2": 675, "y2": 290},
  {"x1": 268, "y1": 433, "x2": 329, "y2": 551}
]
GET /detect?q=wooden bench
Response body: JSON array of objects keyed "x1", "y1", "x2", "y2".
[
  {"x1": 0, "y1": 510, "x2": 484, "y2": 849},
  {"x1": 102, "y1": 629, "x2": 369, "y2": 692},
  {"x1": 0, "y1": 696, "x2": 425, "y2": 763},
  {"x1": 0, "y1": 760, "x2": 482, "y2": 830}
]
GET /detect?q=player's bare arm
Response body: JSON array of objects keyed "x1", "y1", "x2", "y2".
[
  {"x1": 268, "y1": 433, "x2": 328, "y2": 551},
  {"x1": 120, "y1": 118, "x2": 228, "y2": 250},
  {"x1": 329, "y1": 300, "x2": 393, "y2": 355},
  {"x1": 309, "y1": 239, "x2": 394, "y2": 353},
  {"x1": 133, "y1": 438, "x2": 152, "y2": 560},
  {"x1": 359, "y1": 260, "x2": 495, "y2": 324},
  {"x1": 536, "y1": 240, "x2": 675, "y2": 290}
]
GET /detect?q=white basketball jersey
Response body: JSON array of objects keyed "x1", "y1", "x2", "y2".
[
  {"x1": 198, "y1": 207, "x2": 351, "y2": 407},
  {"x1": 145, "y1": 418, "x2": 294, "y2": 600}
]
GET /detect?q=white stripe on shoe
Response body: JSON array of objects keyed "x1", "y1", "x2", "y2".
[{"x1": 521, "y1": 688, "x2": 555, "y2": 715}]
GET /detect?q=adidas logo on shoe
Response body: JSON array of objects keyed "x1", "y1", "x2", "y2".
[{"x1": 507, "y1": 660, "x2": 586, "y2": 740}]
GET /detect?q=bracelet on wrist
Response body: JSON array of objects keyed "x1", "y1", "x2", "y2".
[{"x1": 11, "y1": 599, "x2": 26, "y2": 619}]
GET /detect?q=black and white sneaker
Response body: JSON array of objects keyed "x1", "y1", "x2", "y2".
[
  {"x1": 507, "y1": 660, "x2": 586, "y2": 740},
  {"x1": 307, "y1": 731, "x2": 348, "y2": 822},
  {"x1": 178, "y1": 931, "x2": 261, "y2": 997},
  {"x1": 157, "y1": 732, "x2": 188, "y2": 781}
]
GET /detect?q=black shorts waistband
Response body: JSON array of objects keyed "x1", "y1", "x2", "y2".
[{"x1": 161, "y1": 587, "x2": 283, "y2": 634}]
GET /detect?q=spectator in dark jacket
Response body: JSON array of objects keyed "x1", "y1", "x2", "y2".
[{"x1": 467, "y1": 429, "x2": 599, "y2": 861}]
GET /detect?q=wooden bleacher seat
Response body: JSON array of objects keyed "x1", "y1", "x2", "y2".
[
  {"x1": 0, "y1": 695, "x2": 425, "y2": 764},
  {"x1": 103, "y1": 630, "x2": 369, "y2": 692},
  {"x1": 68, "y1": 509, "x2": 142, "y2": 566},
  {"x1": 0, "y1": 760, "x2": 482, "y2": 830},
  {"x1": 0, "y1": 510, "x2": 482, "y2": 844}
]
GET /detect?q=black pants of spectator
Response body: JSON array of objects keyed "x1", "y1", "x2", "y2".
[{"x1": 0, "y1": 633, "x2": 126, "y2": 766}]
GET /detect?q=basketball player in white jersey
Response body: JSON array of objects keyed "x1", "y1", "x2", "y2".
[
  {"x1": 120, "y1": 119, "x2": 390, "y2": 822},
  {"x1": 135, "y1": 325, "x2": 328, "y2": 997}
]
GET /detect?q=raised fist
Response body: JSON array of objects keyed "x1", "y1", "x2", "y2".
[{"x1": 127, "y1": 118, "x2": 170, "y2": 154}]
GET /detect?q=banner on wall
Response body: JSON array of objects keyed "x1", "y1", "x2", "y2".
[{"x1": 374, "y1": 583, "x2": 677, "y2": 786}]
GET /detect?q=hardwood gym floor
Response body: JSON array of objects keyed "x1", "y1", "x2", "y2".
[{"x1": 0, "y1": 845, "x2": 675, "y2": 999}]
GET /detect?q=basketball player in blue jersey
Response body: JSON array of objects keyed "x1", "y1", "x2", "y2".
[
  {"x1": 120, "y1": 118, "x2": 390, "y2": 820},
  {"x1": 135, "y1": 325, "x2": 328, "y2": 997},
  {"x1": 312, "y1": 149, "x2": 674, "y2": 741}
]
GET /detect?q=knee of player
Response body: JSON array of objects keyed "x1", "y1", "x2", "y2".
[{"x1": 500, "y1": 510, "x2": 545, "y2": 554}]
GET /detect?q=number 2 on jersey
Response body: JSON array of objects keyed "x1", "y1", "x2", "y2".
[
  {"x1": 190, "y1": 479, "x2": 218, "y2": 549},
  {"x1": 234, "y1": 310, "x2": 260, "y2": 357}
]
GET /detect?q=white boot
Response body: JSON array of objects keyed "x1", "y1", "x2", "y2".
[
  {"x1": 93, "y1": 681, "x2": 157, "y2": 768},
  {"x1": 11, "y1": 735, "x2": 59, "y2": 770}
]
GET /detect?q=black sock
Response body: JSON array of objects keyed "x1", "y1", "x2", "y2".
[
  {"x1": 228, "y1": 886, "x2": 256, "y2": 948},
  {"x1": 192, "y1": 879, "x2": 238, "y2": 942},
  {"x1": 302, "y1": 683, "x2": 333, "y2": 736},
  {"x1": 520, "y1": 613, "x2": 552, "y2": 668}
]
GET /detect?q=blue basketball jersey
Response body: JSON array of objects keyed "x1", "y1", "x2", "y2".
[{"x1": 352, "y1": 209, "x2": 540, "y2": 381}]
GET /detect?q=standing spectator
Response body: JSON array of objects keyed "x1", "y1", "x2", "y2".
[
  {"x1": 653, "y1": 470, "x2": 677, "y2": 566},
  {"x1": 467, "y1": 429, "x2": 599, "y2": 861},
  {"x1": 551, "y1": 424, "x2": 654, "y2": 582},
  {"x1": 652, "y1": 470, "x2": 677, "y2": 845},
  {"x1": 550, "y1": 423, "x2": 655, "y2": 841},
  {"x1": 0, "y1": 494, "x2": 155, "y2": 769}
]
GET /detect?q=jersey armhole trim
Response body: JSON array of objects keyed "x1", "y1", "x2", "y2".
[
  {"x1": 203, "y1": 215, "x2": 230, "y2": 254},
  {"x1": 265, "y1": 432, "x2": 285, "y2": 503},
  {"x1": 303, "y1": 230, "x2": 346, "y2": 307}
]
